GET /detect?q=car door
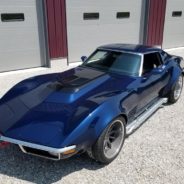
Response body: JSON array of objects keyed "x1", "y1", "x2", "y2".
[{"x1": 137, "y1": 52, "x2": 171, "y2": 112}]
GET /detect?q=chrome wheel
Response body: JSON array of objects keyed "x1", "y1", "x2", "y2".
[
  {"x1": 103, "y1": 120, "x2": 124, "y2": 159},
  {"x1": 174, "y1": 75, "x2": 183, "y2": 100}
]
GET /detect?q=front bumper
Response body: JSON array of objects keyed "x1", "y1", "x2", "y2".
[{"x1": 0, "y1": 135, "x2": 76, "y2": 160}]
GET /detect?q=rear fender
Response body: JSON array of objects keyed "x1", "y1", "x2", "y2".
[{"x1": 164, "y1": 66, "x2": 182, "y2": 94}]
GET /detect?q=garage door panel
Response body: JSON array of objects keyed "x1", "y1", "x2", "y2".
[
  {"x1": 66, "y1": 0, "x2": 143, "y2": 62},
  {"x1": 165, "y1": 1, "x2": 183, "y2": 10},
  {"x1": 0, "y1": 50, "x2": 41, "y2": 72},
  {"x1": 163, "y1": 36, "x2": 184, "y2": 48},
  {"x1": 163, "y1": 0, "x2": 184, "y2": 48},
  {"x1": 0, "y1": 29, "x2": 40, "y2": 51},
  {"x1": 0, "y1": 1, "x2": 35, "y2": 6},
  {"x1": 163, "y1": 23, "x2": 184, "y2": 35},
  {"x1": 0, "y1": 0, "x2": 46, "y2": 72},
  {"x1": 67, "y1": 0, "x2": 141, "y2": 8},
  {"x1": 68, "y1": 24, "x2": 140, "y2": 40},
  {"x1": 67, "y1": 4, "x2": 141, "y2": 25},
  {"x1": 68, "y1": 13, "x2": 141, "y2": 26}
]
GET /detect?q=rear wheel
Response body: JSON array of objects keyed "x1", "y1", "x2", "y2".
[
  {"x1": 168, "y1": 74, "x2": 183, "y2": 103},
  {"x1": 91, "y1": 117, "x2": 126, "y2": 164}
]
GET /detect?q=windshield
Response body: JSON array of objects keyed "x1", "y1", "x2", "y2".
[{"x1": 82, "y1": 50, "x2": 141, "y2": 76}]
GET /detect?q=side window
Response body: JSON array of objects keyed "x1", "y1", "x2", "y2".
[{"x1": 142, "y1": 52, "x2": 163, "y2": 75}]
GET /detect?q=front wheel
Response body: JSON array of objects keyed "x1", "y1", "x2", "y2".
[
  {"x1": 91, "y1": 117, "x2": 126, "y2": 164},
  {"x1": 168, "y1": 74, "x2": 183, "y2": 103}
]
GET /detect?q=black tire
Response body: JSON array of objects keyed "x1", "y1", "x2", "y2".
[
  {"x1": 168, "y1": 75, "x2": 183, "y2": 104},
  {"x1": 91, "y1": 117, "x2": 126, "y2": 164}
]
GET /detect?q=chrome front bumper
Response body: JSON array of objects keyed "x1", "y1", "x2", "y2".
[{"x1": 0, "y1": 136, "x2": 76, "y2": 160}]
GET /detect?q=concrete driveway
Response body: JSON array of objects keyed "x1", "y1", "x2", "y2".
[{"x1": 0, "y1": 50, "x2": 184, "y2": 184}]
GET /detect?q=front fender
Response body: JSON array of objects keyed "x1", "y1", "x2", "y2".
[{"x1": 60, "y1": 98, "x2": 126, "y2": 150}]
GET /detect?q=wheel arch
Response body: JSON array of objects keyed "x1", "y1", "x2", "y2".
[
  {"x1": 119, "y1": 113, "x2": 128, "y2": 125},
  {"x1": 163, "y1": 65, "x2": 183, "y2": 96}
]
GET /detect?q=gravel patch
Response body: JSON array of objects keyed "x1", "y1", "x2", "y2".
[{"x1": 0, "y1": 61, "x2": 184, "y2": 184}]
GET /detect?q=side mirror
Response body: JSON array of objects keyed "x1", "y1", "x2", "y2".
[{"x1": 81, "y1": 56, "x2": 87, "y2": 62}]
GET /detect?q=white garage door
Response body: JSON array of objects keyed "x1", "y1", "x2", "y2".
[
  {"x1": 0, "y1": 0, "x2": 47, "y2": 72},
  {"x1": 66, "y1": 0, "x2": 143, "y2": 62},
  {"x1": 163, "y1": 0, "x2": 184, "y2": 48}
]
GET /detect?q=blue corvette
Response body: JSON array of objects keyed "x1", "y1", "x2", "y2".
[{"x1": 0, "y1": 44, "x2": 183, "y2": 164}]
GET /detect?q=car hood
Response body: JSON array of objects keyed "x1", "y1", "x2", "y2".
[{"x1": 0, "y1": 66, "x2": 135, "y2": 147}]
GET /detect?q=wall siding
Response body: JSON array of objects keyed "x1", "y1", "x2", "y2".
[
  {"x1": 146, "y1": 0, "x2": 167, "y2": 46},
  {"x1": 45, "y1": 0, "x2": 67, "y2": 59}
]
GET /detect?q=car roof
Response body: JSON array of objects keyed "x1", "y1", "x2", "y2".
[{"x1": 98, "y1": 43, "x2": 161, "y2": 54}]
